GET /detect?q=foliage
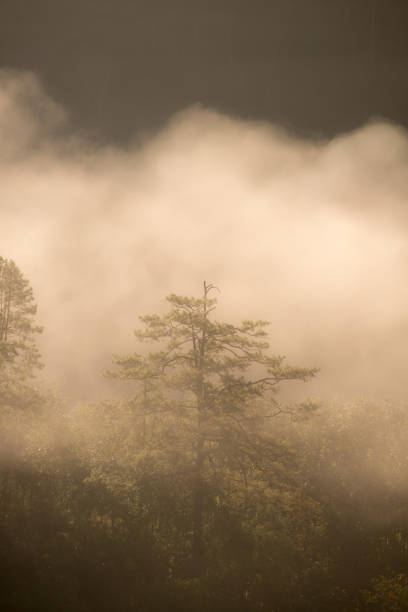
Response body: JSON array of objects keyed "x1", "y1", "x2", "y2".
[
  {"x1": 105, "y1": 282, "x2": 318, "y2": 578},
  {"x1": 0, "y1": 257, "x2": 43, "y2": 409},
  {"x1": 282, "y1": 399, "x2": 408, "y2": 610},
  {"x1": 4, "y1": 273, "x2": 408, "y2": 611},
  {"x1": 358, "y1": 574, "x2": 408, "y2": 611}
]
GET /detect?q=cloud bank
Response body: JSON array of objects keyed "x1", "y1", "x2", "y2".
[{"x1": 1, "y1": 69, "x2": 408, "y2": 402}]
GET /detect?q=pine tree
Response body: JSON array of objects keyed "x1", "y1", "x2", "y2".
[
  {"x1": 106, "y1": 282, "x2": 318, "y2": 575},
  {"x1": 0, "y1": 257, "x2": 43, "y2": 406}
]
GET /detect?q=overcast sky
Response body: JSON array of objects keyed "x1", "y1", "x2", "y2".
[
  {"x1": 2, "y1": 0, "x2": 408, "y2": 142},
  {"x1": 1, "y1": 2, "x2": 408, "y2": 403}
]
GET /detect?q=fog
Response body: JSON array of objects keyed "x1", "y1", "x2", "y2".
[{"x1": 1, "y1": 69, "x2": 408, "y2": 402}]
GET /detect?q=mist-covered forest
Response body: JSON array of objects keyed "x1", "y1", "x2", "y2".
[
  {"x1": 2, "y1": 0, "x2": 408, "y2": 607},
  {"x1": 2, "y1": 253, "x2": 408, "y2": 612}
]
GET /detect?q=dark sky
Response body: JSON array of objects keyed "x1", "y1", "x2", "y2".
[{"x1": 1, "y1": 0, "x2": 408, "y2": 142}]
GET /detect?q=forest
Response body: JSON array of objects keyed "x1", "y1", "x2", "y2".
[{"x1": 1, "y1": 255, "x2": 408, "y2": 612}]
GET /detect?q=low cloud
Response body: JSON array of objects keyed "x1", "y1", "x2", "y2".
[{"x1": 1, "y1": 69, "x2": 408, "y2": 401}]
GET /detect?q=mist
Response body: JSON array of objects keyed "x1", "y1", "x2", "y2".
[
  {"x1": 1, "y1": 69, "x2": 408, "y2": 402},
  {"x1": 3, "y1": 67, "x2": 408, "y2": 610}
]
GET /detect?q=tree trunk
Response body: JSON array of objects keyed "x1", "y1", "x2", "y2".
[
  {"x1": 191, "y1": 436, "x2": 205, "y2": 577},
  {"x1": 191, "y1": 281, "x2": 210, "y2": 576}
]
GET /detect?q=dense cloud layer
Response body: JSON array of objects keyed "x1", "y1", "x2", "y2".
[{"x1": 1, "y1": 69, "x2": 408, "y2": 402}]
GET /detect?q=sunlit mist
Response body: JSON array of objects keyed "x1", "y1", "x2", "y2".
[{"x1": 1, "y1": 69, "x2": 408, "y2": 401}]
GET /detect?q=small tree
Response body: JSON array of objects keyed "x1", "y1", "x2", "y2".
[
  {"x1": 106, "y1": 282, "x2": 318, "y2": 576},
  {"x1": 0, "y1": 257, "x2": 43, "y2": 406}
]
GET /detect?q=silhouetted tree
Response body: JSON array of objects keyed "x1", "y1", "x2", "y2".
[{"x1": 106, "y1": 282, "x2": 318, "y2": 578}]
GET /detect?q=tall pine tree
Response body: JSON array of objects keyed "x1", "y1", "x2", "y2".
[{"x1": 107, "y1": 282, "x2": 318, "y2": 576}]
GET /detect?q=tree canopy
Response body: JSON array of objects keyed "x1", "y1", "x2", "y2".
[{"x1": 2, "y1": 272, "x2": 408, "y2": 611}]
